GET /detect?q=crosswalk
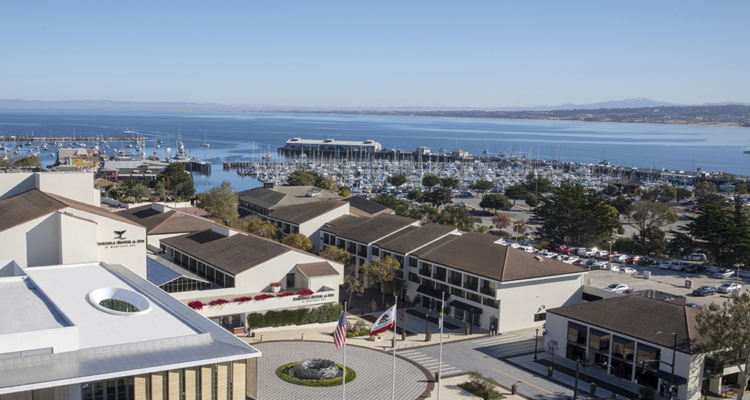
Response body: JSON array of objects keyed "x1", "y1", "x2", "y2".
[
  {"x1": 399, "y1": 349, "x2": 463, "y2": 376},
  {"x1": 469, "y1": 333, "x2": 538, "y2": 358}
]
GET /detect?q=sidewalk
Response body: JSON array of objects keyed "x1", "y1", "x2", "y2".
[
  {"x1": 242, "y1": 313, "x2": 493, "y2": 352},
  {"x1": 426, "y1": 375, "x2": 527, "y2": 400}
]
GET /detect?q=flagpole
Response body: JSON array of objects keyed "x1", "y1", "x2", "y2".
[
  {"x1": 392, "y1": 296, "x2": 398, "y2": 400},
  {"x1": 437, "y1": 292, "x2": 445, "y2": 400},
  {"x1": 343, "y1": 301, "x2": 347, "y2": 400}
]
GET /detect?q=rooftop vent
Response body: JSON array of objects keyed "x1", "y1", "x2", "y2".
[{"x1": 535, "y1": 255, "x2": 544, "y2": 261}]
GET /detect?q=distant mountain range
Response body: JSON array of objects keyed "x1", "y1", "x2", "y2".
[{"x1": 0, "y1": 97, "x2": 748, "y2": 113}]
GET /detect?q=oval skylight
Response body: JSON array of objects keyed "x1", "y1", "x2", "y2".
[{"x1": 88, "y1": 288, "x2": 152, "y2": 316}]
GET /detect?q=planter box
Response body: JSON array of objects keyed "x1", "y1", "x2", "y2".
[
  {"x1": 252, "y1": 321, "x2": 338, "y2": 333},
  {"x1": 233, "y1": 327, "x2": 245, "y2": 334}
]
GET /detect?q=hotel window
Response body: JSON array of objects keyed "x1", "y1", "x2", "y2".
[
  {"x1": 189, "y1": 258, "x2": 197, "y2": 273},
  {"x1": 286, "y1": 273, "x2": 295, "y2": 288},
  {"x1": 372, "y1": 247, "x2": 379, "y2": 257},
  {"x1": 224, "y1": 275, "x2": 235, "y2": 288},
  {"x1": 206, "y1": 267, "x2": 215, "y2": 284},
  {"x1": 409, "y1": 272, "x2": 420, "y2": 283},
  {"x1": 534, "y1": 313, "x2": 546, "y2": 322},
  {"x1": 612, "y1": 336, "x2": 635, "y2": 360},
  {"x1": 215, "y1": 270, "x2": 225, "y2": 287},
  {"x1": 450, "y1": 287, "x2": 464, "y2": 298},
  {"x1": 197, "y1": 262, "x2": 206, "y2": 278},
  {"x1": 324, "y1": 233, "x2": 331, "y2": 245},
  {"x1": 395, "y1": 255, "x2": 404, "y2": 267},
  {"x1": 567, "y1": 322, "x2": 588, "y2": 345}
]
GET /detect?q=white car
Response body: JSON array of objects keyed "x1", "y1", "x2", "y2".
[
  {"x1": 670, "y1": 262, "x2": 689, "y2": 271},
  {"x1": 714, "y1": 269, "x2": 735, "y2": 279},
  {"x1": 610, "y1": 255, "x2": 627, "y2": 263},
  {"x1": 543, "y1": 252, "x2": 558, "y2": 259},
  {"x1": 595, "y1": 251, "x2": 610, "y2": 259},
  {"x1": 717, "y1": 282, "x2": 741, "y2": 294},
  {"x1": 610, "y1": 264, "x2": 621, "y2": 272},
  {"x1": 684, "y1": 253, "x2": 707, "y2": 261},
  {"x1": 578, "y1": 248, "x2": 595, "y2": 257},
  {"x1": 659, "y1": 261, "x2": 673, "y2": 270},
  {"x1": 621, "y1": 267, "x2": 637, "y2": 275},
  {"x1": 562, "y1": 256, "x2": 579, "y2": 264},
  {"x1": 521, "y1": 246, "x2": 535, "y2": 253},
  {"x1": 603, "y1": 283, "x2": 629, "y2": 293},
  {"x1": 510, "y1": 243, "x2": 521, "y2": 249}
]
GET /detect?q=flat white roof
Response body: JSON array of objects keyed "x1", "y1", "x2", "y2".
[
  {"x1": 286, "y1": 138, "x2": 381, "y2": 147},
  {"x1": 0, "y1": 262, "x2": 259, "y2": 394},
  {"x1": 25, "y1": 263, "x2": 198, "y2": 349}
]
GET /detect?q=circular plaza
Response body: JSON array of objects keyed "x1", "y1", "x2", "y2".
[{"x1": 254, "y1": 341, "x2": 431, "y2": 400}]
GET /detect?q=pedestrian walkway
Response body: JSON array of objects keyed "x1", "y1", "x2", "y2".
[
  {"x1": 508, "y1": 353, "x2": 613, "y2": 399},
  {"x1": 425, "y1": 375, "x2": 527, "y2": 400},
  {"x1": 471, "y1": 332, "x2": 537, "y2": 359},
  {"x1": 399, "y1": 349, "x2": 463, "y2": 376}
]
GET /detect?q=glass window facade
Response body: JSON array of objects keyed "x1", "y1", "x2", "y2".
[{"x1": 160, "y1": 277, "x2": 210, "y2": 293}]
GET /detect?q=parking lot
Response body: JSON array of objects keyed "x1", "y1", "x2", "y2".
[{"x1": 583, "y1": 263, "x2": 747, "y2": 308}]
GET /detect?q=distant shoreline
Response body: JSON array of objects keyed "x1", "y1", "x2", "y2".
[{"x1": 237, "y1": 110, "x2": 748, "y2": 128}]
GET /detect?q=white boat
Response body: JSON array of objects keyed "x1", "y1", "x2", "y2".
[{"x1": 200, "y1": 131, "x2": 210, "y2": 147}]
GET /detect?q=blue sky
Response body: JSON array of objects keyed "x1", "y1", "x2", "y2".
[{"x1": 1, "y1": 1, "x2": 748, "y2": 107}]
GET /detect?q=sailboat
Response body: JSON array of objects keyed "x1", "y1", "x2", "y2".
[{"x1": 200, "y1": 131, "x2": 210, "y2": 147}]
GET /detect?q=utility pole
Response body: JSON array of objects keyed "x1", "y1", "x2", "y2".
[
  {"x1": 573, "y1": 358, "x2": 581, "y2": 400},
  {"x1": 534, "y1": 328, "x2": 539, "y2": 360}
]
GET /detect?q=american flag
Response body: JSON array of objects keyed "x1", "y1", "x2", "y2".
[{"x1": 333, "y1": 309, "x2": 347, "y2": 350}]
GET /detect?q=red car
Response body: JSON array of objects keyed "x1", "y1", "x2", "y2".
[
  {"x1": 685, "y1": 206, "x2": 700, "y2": 212},
  {"x1": 562, "y1": 247, "x2": 577, "y2": 254},
  {"x1": 573, "y1": 259, "x2": 586, "y2": 266},
  {"x1": 626, "y1": 256, "x2": 641, "y2": 264},
  {"x1": 553, "y1": 245, "x2": 568, "y2": 252}
]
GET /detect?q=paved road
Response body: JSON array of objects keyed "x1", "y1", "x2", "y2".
[{"x1": 397, "y1": 331, "x2": 583, "y2": 399}]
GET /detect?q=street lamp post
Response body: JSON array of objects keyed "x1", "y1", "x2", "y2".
[
  {"x1": 534, "y1": 328, "x2": 539, "y2": 360},
  {"x1": 656, "y1": 331, "x2": 678, "y2": 400},
  {"x1": 573, "y1": 357, "x2": 586, "y2": 400}
]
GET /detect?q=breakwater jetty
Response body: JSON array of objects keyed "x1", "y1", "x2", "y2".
[{"x1": 1, "y1": 136, "x2": 146, "y2": 142}]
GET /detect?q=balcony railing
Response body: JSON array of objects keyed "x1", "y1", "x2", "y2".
[
  {"x1": 480, "y1": 287, "x2": 495, "y2": 296},
  {"x1": 358, "y1": 251, "x2": 367, "y2": 258},
  {"x1": 419, "y1": 268, "x2": 431, "y2": 277},
  {"x1": 433, "y1": 273, "x2": 446, "y2": 282},
  {"x1": 449, "y1": 278, "x2": 462, "y2": 286},
  {"x1": 463, "y1": 281, "x2": 478, "y2": 292}
]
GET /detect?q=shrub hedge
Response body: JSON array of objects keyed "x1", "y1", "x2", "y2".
[
  {"x1": 275, "y1": 363, "x2": 356, "y2": 387},
  {"x1": 246, "y1": 303, "x2": 343, "y2": 329}
]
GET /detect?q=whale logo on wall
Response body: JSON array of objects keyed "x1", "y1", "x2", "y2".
[{"x1": 114, "y1": 230, "x2": 127, "y2": 240}]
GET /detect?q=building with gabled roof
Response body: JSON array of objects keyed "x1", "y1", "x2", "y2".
[
  {"x1": 341, "y1": 195, "x2": 393, "y2": 218},
  {"x1": 158, "y1": 223, "x2": 344, "y2": 333},
  {"x1": 544, "y1": 295, "x2": 720, "y2": 400},
  {"x1": 266, "y1": 200, "x2": 350, "y2": 244},
  {"x1": 115, "y1": 203, "x2": 213, "y2": 249},
  {"x1": 237, "y1": 185, "x2": 341, "y2": 216}
]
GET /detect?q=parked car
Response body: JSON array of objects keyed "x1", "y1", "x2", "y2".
[
  {"x1": 684, "y1": 265, "x2": 709, "y2": 274},
  {"x1": 626, "y1": 256, "x2": 641, "y2": 264},
  {"x1": 578, "y1": 248, "x2": 595, "y2": 257},
  {"x1": 685, "y1": 206, "x2": 700, "y2": 212},
  {"x1": 686, "y1": 303, "x2": 703, "y2": 310},
  {"x1": 714, "y1": 269, "x2": 735, "y2": 279},
  {"x1": 610, "y1": 264, "x2": 621, "y2": 272},
  {"x1": 526, "y1": 219, "x2": 541, "y2": 225},
  {"x1": 621, "y1": 267, "x2": 637, "y2": 275},
  {"x1": 670, "y1": 262, "x2": 689, "y2": 271},
  {"x1": 659, "y1": 261, "x2": 673, "y2": 270},
  {"x1": 717, "y1": 282, "x2": 742, "y2": 294},
  {"x1": 609, "y1": 255, "x2": 627, "y2": 263},
  {"x1": 683, "y1": 253, "x2": 707, "y2": 261},
  {"x1": 603, "y1": 283, "x2": 629, "y2": 293},
  {"x1": 594, "y1": 250, "x2": 610, "y2": 259},
  {"x1": 562, "y1": 256, "x2": 579, "y2": 264},
  {"x1": 638, "y1": 257, "x2": 659, "y2": 266},
  {"x1": 562, "y1": 247, "x2": 577, "y2": 254},
  {"x1": 692, "y1": 286, "x2": 717, "y2": 296}
]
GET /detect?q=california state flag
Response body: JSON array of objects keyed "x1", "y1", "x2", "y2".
[{"x1": 370, "y1": 305, "x2": 397, "y2": 336}]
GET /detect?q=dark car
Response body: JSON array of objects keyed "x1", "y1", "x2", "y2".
[
  {"x1": 638, "y1": 257, "x2": 659, "y2": 266},
  {"x1": 692, "y1": 286, "x2": 716, "y2": 296},
  {"x1": 684, "y1": 265, "x2": 708, "y2": 274}
]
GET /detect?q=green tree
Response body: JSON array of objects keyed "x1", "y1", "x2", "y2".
[
  {"x1": 532, "y1": 180, "x2": 622, "y2": 246},
  {"x1": 286, "y1": 170, "x2": 318, "y2": 186},
  {"x1": 155, "y1": 181, "x2": 167, "y2": 201},
  {"x1": 504, "y1": 184, "x2": 529, "y2": 206},
  {"x1": 696, "y1": 293, "x2": 750, "y2": 400},
  {"x1": 603, "y1": 184, "x2": 619, "y2": 196},
  {"x1": 628, "y1": 201, "x2": 678, "y2": 256},
  {"x1": 424, "y1": 187, "x2": 452, "y2": 208},
  {"x1": 389, "y1": 174, "x2": 408, "y2": 188},
  {"x1": 672, "y1": 200, "x2": 750, "y2": 268},
  {"x1": 196, "y1": 180, "x2": 239, "y2": 223},
  {"x1": 407, "y1": 189, "x2": 424, "y2": 201},
  {"x1": 642, "y1": 184, "x2": 677, "y2": 203},
  {"x1": 343, "y1": 273, "x2": 364, "y2": 306},
  {"x1": 469, "y1": 180, "x2": 494, "y2": 196},
  {"x1": 479, "y1": 193, "x2": 512, "y2": 214},
  {"x1": 371, "y1": 193, "x2": 400, "y2": 210},
  {"x1": 422, "y1": 174, "x2": 440, "y2": 189},
  {"x1": 675, "y1": 188, "x2": 693, "y2": 202},
  {"x1": 316, "y1": 175, "x2": 338, "y2": 191},
  {"x1": 239, "y1": 218, "x2": 280, "y2": 241},
  {"x1": 14, "y1": 155, "x2": 41, "y2": 167},
  {"x1": 320, "y1": 246, "x2": 352, "y2": 265},
  {"x1": 158, "y1": 163, "x2": 195, "y2": 199},
  {"x1": 338, "y1": 186, "x2": 351, "y2": 197},
  {"x1": 607, "y1": 194, "x2": 632, "y2": 214},
  {"x1": 694, "y1": 181, "x2": 717, "y2": 199},
  {"x1": 434, "y1": 206, "x2": 480, "y2": 231},
  {"x1": 524, "y1": 171, "x2": 554, "y2": 194},
  {"x1": 282, "y1": 233, "x2": 314, "y2": 252},
  {"x1": 440, "y1": 177, "x2": 460, "y2": 189},
  {"x1": 736, "y1": 183, "x2": 748, "y2": 195},
  {"x1": 362, "y1": 256, "x2": 402, "y2": 304},
  {"x1": 128, "y1": 183, "x2": 151, "y2": 201},
  {"x1": 525, "y1": 195, "x2": 540, "y2": 208}
]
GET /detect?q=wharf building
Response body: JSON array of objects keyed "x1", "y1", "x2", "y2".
[
  {"x1": 278, "y1": 138, "x2": 382, "y2": 157},
  {"x1": 545, "y1": 295, "x2": 725, "y2": 400}
]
